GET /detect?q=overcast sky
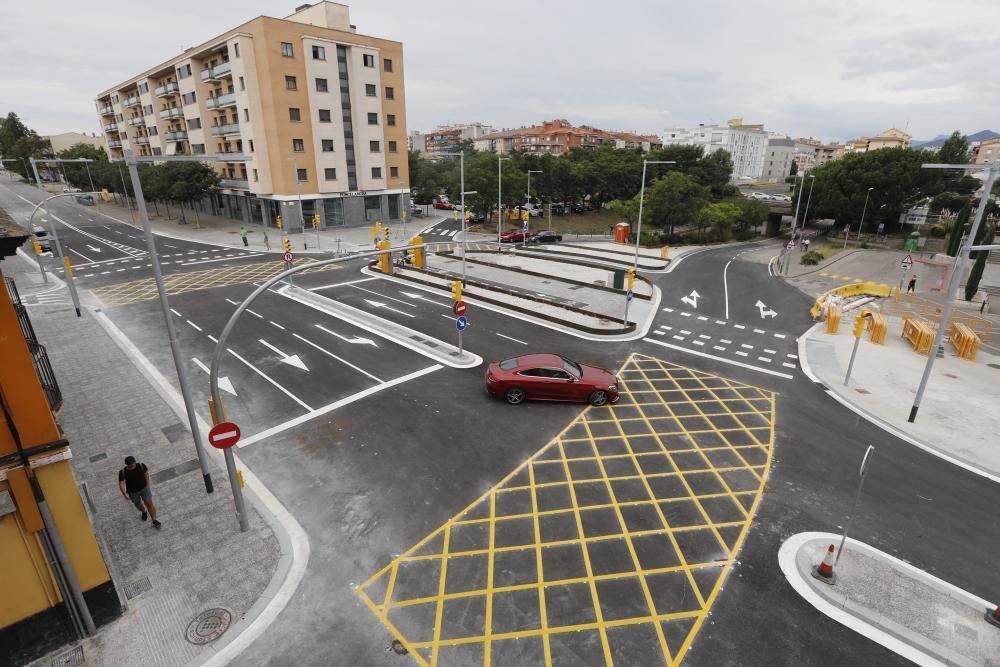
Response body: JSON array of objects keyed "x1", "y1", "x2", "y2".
[{"x1": 2, "y1": 0, "x2": 997, "y2": 143}]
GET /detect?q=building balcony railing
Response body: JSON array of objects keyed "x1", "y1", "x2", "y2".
[
  {"x1": 159, "y1": 107, "x2": 184, "y2": 120},
  {"x1": 219, "y1": 178, "x2": 249, "y2": 189},
  {"x1": 154, "y1": 82, "x2": 179, "y2": 98},
  {"x1": 164, "y1": 130, "x2": 188, "y2": 141},
  {"x1": 98, "y1": 104, "x2": 114, "y2": 116},
  {"x1": 133, "y1": 136, "x2": 150, "y2": 145},
  {"x1": 104, "y1": 122, "x2": 119, "y2": 133},
  {"x1": 210, "y1": 123, "x2": 240, "y2": 137},
  {"x1": 200, "y1": 61, "x2": 233, "y2": 82},
  {"x1": 108, "y1": 139, "x2": 122, "y2": 148},
  {"x1": 205, "y1": 93, "x2": 237, "y2": 110},
  {"x1": 215, "y1": 152, "x2": 247, "y2": 162},
  {"x1": 6, "y1": 278, "x2": 62, "y2": 413},
  {"x1": 127, "y1": 117, "x2": 145, "y2": 127},
  {"x1": 124, "y1": 96, "x2": 141, "y2": 108}
]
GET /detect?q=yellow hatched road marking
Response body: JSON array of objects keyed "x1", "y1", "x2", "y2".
[{"x1": 357, "y1": 353, "x2": 776, "y2": 666}]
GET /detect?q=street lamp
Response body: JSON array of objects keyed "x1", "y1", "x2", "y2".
[
  {"x1": 908, "y1": 162, "x2": 999, "y2": 423},
  {"x1": 497, "y1": 156, "x2": 510, "y2": 248},
  {"x1": 846, "y1": 187, "x2": 874, "y2": 249},
  {"x1": 627, "y1": 159, "x2": 676, "y2": 322},
  {"x1": 438, "y1": 151, "x2": 473, "y2": 283},
  {"x1": 801, "y1": 174, "x2": 817, "y2": 231},
  {"x1": 288, "y1": 156, "x2": 306, "y2": 246},
  {"x1": 28, "y1": 158, "x2": 82, "y2": 316}
]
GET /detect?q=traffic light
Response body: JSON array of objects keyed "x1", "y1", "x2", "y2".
[
  {"x1": 32, "y1": 241, "x2": 42, "y2": 256},
  {"x1": 376, "y1": 239, "x2": 392, "y2": 273},
  {"x1": 100, "y1": 188, "x2": 111, "y2": 202},
  {"x1": 282, "y1": 236, "x2": 291, "y2": 254},
  {"x1": 451, "y1": 280, "x2": 462, "y2": 302},
  {"x1": 626, "y1": 267, "x2": 636, "y2": 291},
  {"x1": 312, "y1": 214, "x2": 320, "y2": 229},
  {"x1": 409, "y1": 236, "x2": 425, "y2": 269},
  {"x1": 371, "y1": 222, "x2": 381, "y2": 240},
  {"x1": 852, "y1": 311, "x2": 866, "y2": 338},
  {"x1": 383, "y1": 226, "x2": 390, "y2": 241},
  {"x1": 276, "y1": 215, "x2": 283, "y2": 230}
]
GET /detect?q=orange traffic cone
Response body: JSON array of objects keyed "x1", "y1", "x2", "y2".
[
  {"x1": 811, "y1": 544, "x2": 837, "y2": 585},
  {"x1": 986, "y1": 604, "x2": 1000, "y2": 629}
]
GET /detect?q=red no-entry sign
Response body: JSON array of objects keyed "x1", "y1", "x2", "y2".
[
  {"x1": 453, "y1": 300, "x2": 467, "y2": 316},
  {"x1": 208, "y1": 421, "x2": 241, "y2": 449}
]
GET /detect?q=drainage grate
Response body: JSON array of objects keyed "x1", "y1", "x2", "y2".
[
  {"x1": 123, "y1": 577, "x2": 152, "y2": 600},
  {"x1": 151, "y1": 458, "x2": 201, "y2": 485},
  {"x1": 50, "y1": 645, "x2": 84, "y2": 667},
  {"x1": 88, "y1": 452, "x2": 108, "y2": 463},
  {"x1": 185, "y1": 608, "x2": 232, "y2": 645},
  {"x1": 160, "y1": 422, "x2": 189, "y2": 443}
]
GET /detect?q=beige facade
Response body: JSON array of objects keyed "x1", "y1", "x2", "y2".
[
  {"x1": 94, "y1": 2, "x2": 409, "y2": 229},
  {"x1": 973, "y1": 137, "x2": 1000, "y2": 165},
  {"x1": 43, "y1": 132, "x2": 104, "y2": 155},
  {"x1": 845, "y1": 128, "x2": 911, "y2": 154}
]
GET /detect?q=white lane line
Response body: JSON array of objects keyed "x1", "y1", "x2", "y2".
[
  {"x1": 165, "y1": 244, "x2": 179, "y2": 249},
  {"x1": 754, "y1": 328, "x2": 766, "y2": 334},
  {"x1": 308, "y1": 277, "x2": 377, "y2": 291},
  {"x1": 116, "y1": 268, "x2": 125, "y2": 272},
  {"x1": 643, "y1": 338, "x2": 793, "y2": 379},
  {"x1": 774, "y1": 333, "x2": 787, "y2": 339},
  {"x1": 698, "y1": 334, "x2": 711, "y2": 340},
  {"x1": 186, "y1": 320, "x2": 202, "y2": 332},
  {"x1": 440, "y1": 314, "x2": 456, "y2": 321},
  {"x1": 226, "y1": 348, "x2": 313, "y2": 410},
  {"x1": 697, "y1": 316, "x2": 708, "y2": 321},
  {"x1": 237, "y1": 364, "x2": 442, "y2": 449},
  {"x1": 723, "y1": 258, "x2": 733, "y2": 320},
  {"x1": 741, "y1": 344, "x2": 754, "y2": 349},
  {"x1": 170, "y1": 308, "x2": 182, "y2": 317},
  {"x1": 290, "y1": 333, "x2": 382, "y2": 383},
  {"x1": 672, "y1": 335, "x2": 685, "y2": 341},
  {"x1": 269, "y1": 321, "x2": 285, "y2": 330},
  {"x1": 715, "y1": 320, "x2": 726, "y2": 325},
  {"x1": 246, "y1": 308, "x2": 264, "y2": 319},
  {"x1": 736, "y1": 351, "x2": 749, "y2": 357},
  {"x1": 100, "y1": 271, "x2": 111, "y2": 275},
  {"x1": 662, "y1": 307, "x2": 673, "y2": 312},
  {"x1": 783, "y1": 362, "x2": 797, "y2": 368},
  {"x1": 734, "y1": 324, "x2": 745, "y2": 330},
  {"x1": 680, "y1": 312, "x2": 691, "y2": 317},
  {"x1": 496, "y1": 332, "x2": 528, "y2": 345},
  {"x1": 758, "y1": 356, "x2": 772, "y2": 363},
  {"x1": 69, "y1": 248, "x2": 94, "y2": 263},
  {"x1": 680, "y1": 330, "x2": 692, "y2": 335},
  {"x1": 350, "y1": 284, "x2": 417, "y2": 307},
  {"x1": 720, "y1": 338, "x2": 732, "y2": 344},
  {"x1": 693, "y1": 340, "x2": 705, "y2": 346},
  {"x1": 787, "y1": 353, "x2": 798, "y2": 359},
  {"x1": 713, "y1": 345, "x2": 726, "y2": 351},
  {"x1": 207, "y1": 335, "x2": 218, "y2": 343},
  {"x1": 654, "y1": 330, "x2": 665, "y2": 336},
  {"x1": 662, "y1": 326, "x2": 673, "y2": 331},
  {"x1": 764, "y1": 349, "x2": 777, "y2": 355},
  {"x1": 225, "y1": 298, "x2": 239, "y2": 306}
]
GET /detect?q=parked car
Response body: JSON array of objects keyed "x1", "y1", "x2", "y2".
[
  {"x1": 75, "y1": 194, "x2": 95, "y2": 206},
  {"x1": 747, "y1": 192, "x2": 770, "y2": 201},
  {"x1": 485, "y1": 354, "x2": 620, "y2": 406},
  {"x1": 466, "y1": 210, "x2": 485, "y2": 224},
  {"x1": 62, "y1": 186, "x2": 82, "y2": 193},
  {"x1": 772, "y1": 194, "x2": 792, "y2": 203},
  {"x1": 31, "y1": 225, "x2": 52, "y2": 254},
  {"x1": 500, "y1": 228, "x2": 529, "y2": 243},
  {"x1": 410, "y1": 207, "x2": 424, "y2": 217},
  {"x1": 549, "y1": 202, "x2": 567, "y2": 215},
  {"x1": 526, "y1": 230, "x2": 562, "y2": 244},
  {"x1": 519, "y1": 204, "x2": 543, "y2": 217},
  {"x1": 434, "y1": 200, "x2": 454, "y2": 210}
]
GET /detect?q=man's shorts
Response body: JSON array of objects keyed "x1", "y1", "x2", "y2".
[{"x1": 128, "y1": 487, "x2": 153, "y2": 509}]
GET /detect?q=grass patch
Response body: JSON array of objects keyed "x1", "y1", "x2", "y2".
[{"x1": 798, "y1": 243, "x2": 842, "y2": 265}]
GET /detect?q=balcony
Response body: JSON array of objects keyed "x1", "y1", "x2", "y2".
[
  {"x1": 159, "y1": 107, "x2": 184, "y2": 120},
  {"x1": 104, "y1": 122, "x2": 119, "y2": 133},
  {"x1": 210, "y1": 123, "x2": 240, "y2": 137},
  {"x1": 97, "y1": 104, "x2": 114, "y2": 115},
  {"x1": 133, "y1": 136, "x2": 150, "y2": 145},
  {"x1": 164, "y1": 130, "x2": 188, "y2": 141},
  {"x1": 205, "y1": 92, "x2": 237, "y2": 109},
  {"x1": 200, "y1": 61, "x2": 233, "y2": 82},
  {"x1": 215, "y1": 152, "x2": 247, "y2": 162},
  {"x1": 127, "y1": 117, "x2": 145, "y2": 127},
  {"x1": 7, "y1": 278, "x2": 63, "y2": 413},
  {"x1": 108, "y1": 139, "x2": 122, "y2": 149},
  {"x1": 219, "y1": 178, "x2": 249, "y2": 189},
  {"x1": 154, "y1": 82, "x2": 179, "y2": 98},
  {"x1": 124, "y1": 96, "x2": 141, "y2": 108}
]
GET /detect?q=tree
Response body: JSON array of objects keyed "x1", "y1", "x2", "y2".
[
  {"x1": 697, "y1": 202, "x2": 741, "y2": 240},
  {"x1": 965, "y1": 224, "x2": 994, "y2": 300},
  {"x1": 734, "y1": 198, "x2": 768, "y2": 232},
  {"x1": 937, "y1": 131, "x2": 969, "y2": 165},
  {"x1": 643, "y1": 172, "x2": 708, "y2": 235},
  {"x1": 947, "y1": 202, "x2": 971, "y2": 256}
]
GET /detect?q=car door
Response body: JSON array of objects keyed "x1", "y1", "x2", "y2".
[
  {"x1": 515, "y1": 368, "x2": 545, "y2": 399},
  {"x1": 537, "y1": 368, "x2": 577, "y2": 401}
]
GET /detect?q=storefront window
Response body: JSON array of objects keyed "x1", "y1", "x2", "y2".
[{"x1": 364, "y1": 196, "x2": 382, "y2": 222}]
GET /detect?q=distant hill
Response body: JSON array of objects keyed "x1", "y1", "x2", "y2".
[{"x1": 912, "y1": 130, "x2": 999, "y2": 150}]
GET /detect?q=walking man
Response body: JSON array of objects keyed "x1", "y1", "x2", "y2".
[
  {"x1": 907, "y1": 275, "x2": 917, "y2": 294},
  {"x1": 240, "y1": 226, "x2": 249, "y2": 247},
  {"x1": 119, "y1": 456, "x2": 161, "y2": 528},
  {"x1": 262, "y1": 229, "x2": 271, "y2": 250}
]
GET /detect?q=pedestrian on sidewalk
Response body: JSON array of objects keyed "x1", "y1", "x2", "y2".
[
  {"x1": 907, "y1": 275, "x2": 917, "y2": 294},
  {"x1": 240, "y1": 226, "x2": 249, "y2": 247},
  {"x1": 803, "y1": 238, "x2": 811, "y2": 252},
  {"x1": 119, "y1": 456, "x2": 161, "y2": 528},
  {"x1": 262, "y1": 229, "x2": 271, "y2": 250}
]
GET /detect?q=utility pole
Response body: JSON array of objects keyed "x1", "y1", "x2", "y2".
[
  {"x1": 497, "y1": 155, "x2": 509, "y2": 249},
  {"x1": 29, "y1": 158, "x2": 81, "y2": 316},
  {"x1": 626, "y1": 159, "x2": 675, "y2": 323}
]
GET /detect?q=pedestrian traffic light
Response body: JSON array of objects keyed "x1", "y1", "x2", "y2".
[
  {"x1": 100, "y1": 188, "x2": 111, "y2": 202},
  {"x1": 626, "y1": 267, "x2": 636, "y2": 291},
  {"x1": 276, "y1": 215, "x2": 283, "y2": 230},
  {"x1": 32, "y1": 241, "x2": 42, "y2": 255},
  {"x1": 451, "y1": 280, "x2": 462, "y2": 302},
  {"x1": 409, "y1": 236, "x2": 425, "y2": 269},
  {"x1": 376, "y1": 239, "x2": 392, "y2": 273},
  {"x1": 383, "y1": 226, "x2": 390, "y2": 241},
  {"x1": 282, "y1": 236, "x2": 291, "y2": 253},
  {"x1": 312, "y1": 214, "x2": 320, "y2": 229},
  {"x1": 852, "y1": 311, "x2": 866, "y2": 338}
]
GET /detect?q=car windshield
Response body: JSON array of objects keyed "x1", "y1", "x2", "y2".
[
  {"x1": 499, "y1": 358, "x2": 519, "y2": 371},
  {"x1": 561, "y1": 358, "x2": 582, "y2": 378}
]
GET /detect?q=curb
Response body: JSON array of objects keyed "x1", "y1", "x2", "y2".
[{"x1": 512, "y1": 245, "x2": 670, "y2": 273}]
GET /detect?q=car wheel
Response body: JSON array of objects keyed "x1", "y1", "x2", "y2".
[
  {"x1": 588, "y1": 390, "x2": 609, "y2": 406},
  {"x1": 505, "y1": 387, "x2": 526, "y2": 405}
]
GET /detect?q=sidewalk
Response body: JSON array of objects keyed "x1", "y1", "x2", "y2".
[{"x1": 5, "y1": 253, "x2": 285, "y2": 667}]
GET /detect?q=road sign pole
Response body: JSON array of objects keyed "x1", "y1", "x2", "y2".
[
  {"x1": 29, "y1": 158, "x2": 80, "y2": 316},
  {"x1": 843, "y1": 334, "x2": 862, "y2": 386},
  {"x1": 835, "y1": 445, "x2": 875, "y2": 566}
]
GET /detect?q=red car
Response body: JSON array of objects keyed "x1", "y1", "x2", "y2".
[
  {"x1": 434, "y1": 200, "x2": 454, "y2": 210},
  {"x1": 500, "y1": 228, "x2": 529, "y2": 243},
  {"x1": 485, "y1": 354, "x2": 619, "y2": 406}
]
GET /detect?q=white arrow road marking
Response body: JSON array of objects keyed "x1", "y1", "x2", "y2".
[
  {"x1": 680, "y1": 290, "x2": 700, "y2": 309},
  {"x1": 292, "y1": 333, "x2": 382, "y2": 382},
  {"x1": 259, "y1": 339, "x2": 309, "y2": 370},
  {"x1": 315, "y1": 324, "x2": 378, "y2": 347},
  {"x1": 192, "y1": 358, "x2": 237, "y2": 396},
  {"x1": 364, "y1": 299, "x2": 415, "y2": 318},
  {"x1": 754, "y1": 300, "x2": 778, "y2": 319},
  {"x1": 400, "y1": 291, "x2": 450, "y2": 308},
  {"x1": 86, "y1": 245, "x2": 102, "y2": 253}
]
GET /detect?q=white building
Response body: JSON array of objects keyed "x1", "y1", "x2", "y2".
[
  {"x1": 761, "y1": 137, "x2": 795, "y2": 183},
  {"x1": 662, "y1": 120, "x2": 768, "y2": 182},
  {"x1": 408, "y1": 130, "x2": 423, "y2": 154}
]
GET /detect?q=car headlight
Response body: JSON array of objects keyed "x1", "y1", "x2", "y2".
[{"x1": 608, "y1": 384, "x2": 618, "y2": 392}]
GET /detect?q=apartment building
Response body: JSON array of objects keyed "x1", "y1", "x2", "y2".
[
  {"x1": 43, "y1": 132, "x2": 104, "y2": 155},
  {"x1": 94, "y1": 2, "x2": 408, "y2": 230},
  {"x1": 793, "y1": 137, "x2": 844, "y2": 173},
  {"x1": 844, "y1": 128, "x2": 912, "y2": 154},
  {"x1": 474, "y1": 119, "x2": 661, "y2": 155},
  {"x1": 422, "y1": 122, "x2": 496, "y2": 158},
  {"x1": 760, "y1": 137, "x2": 795, "y2": 183},
  {"x1": 972, "y1": 137, "x2": 1000, "y2": 165},
  {"x1": 661, "y1": 119, "x2": 768, "y2": 181}
]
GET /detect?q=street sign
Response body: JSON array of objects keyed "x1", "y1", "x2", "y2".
[
  {"x1": 456, "y1": 315, "x2": 468, "y2": 331},
  {"x1": 283, "y1": 252, "x2": 293, "y2": 262},
  {"x1": 208, "y1": 421, "x2": 241, "y2": 450},
  {"x1": 453, "y1": 300, "x2": 467, "y2": 316},
  {"x1": 626, "y1": 290, "x2": 633, "y2": 302},
  {"x1": 901, "y1": 254, "x2": 913, "y2": 271}
]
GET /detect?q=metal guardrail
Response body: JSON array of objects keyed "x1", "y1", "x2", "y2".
[{"x1": 5, "y1": 278, "x2": 63, "y2": 412}]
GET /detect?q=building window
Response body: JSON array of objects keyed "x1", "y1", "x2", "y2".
[
  {"x1": 281, "y1": 42, "x2": 294, "y2": 57},
  {"x1": 367, "y1": 112, "x2": 378, "y2": 125},
  {"x1": 292, "y1": 138, "x2": 304, "y2": 152},
  {"x1": 383, "y1": 58, "x2": 393, "y2": 72},
  {"x1": 152, "y1": 147, "x2": 162, "y2": 156},
  {"x1": 239, "y1": 76, "x2": 245, "y2": 91},
  {"x1": 253, "y1": 168, "x2": 258, "y2": 182},
  {"x1": 363, "y1": 54, "x2": 375, "y2": 67},
  {"x1": 289, "y1": 107, "x2": 301, "y2": 121},
  {"x1": 248, "y1": 140, "x2": 254, "y2": 152},
  {"x1": 388, "y1": 141, "x2": 397, "y2": 153},
  {"x1": 182, "y1": 91, "x2": 197, "y2": 105},
  {"x1": 324, "y1": 168, "x2": 337, "y2": 180},
  {"x1": 385, "y1": 86, "x2": 394, "y2": 100},
  {"x1": 148, "y1": 126, "x2": 158, "y2": 136},
  {"x1": 365, "y1": 195, "x2": 381, "y2": 221},
  {"x1": 322, "y1": 139, "x2": 335, "y2": 152},
  {"x1": 188, "y1": 118, "x2": 201, "y2": 129},
  {"x1": 312, "y1": 45, "x2": 326, "y2": 60},
  {"x1": 386, "y1": 114, "x2": 396, "y2": 126},
  {"x1": 318, "y1": 109, "x2": 331, "y2": 122},
  {"x1": 365, "y1": 84, "x2": 376, "y2": 97},
  {"x1": 285, "y1": 75, "x2": 297, "y2": 90},
  {"x1": 234, "y1": 43, "x2": 240, "y2": 58},
  {"x1": 390, "y1": 166, "x2": 399, "y2": 178},
  {"x1": 315, "y1": 78, "x2": 328, "y2": 92},
  {"x1": 296, "y1": 168, "x2": 308, "y2": 182},
  {"x1": 243, "y1": 108, "x2": 250, "y2": 122},
  {"x1": 177, "y1": 64, "x2": 192, "y2": 79},
  {"x1": 371, "y1": 167, "x2": 382, "y2": 179},
  {"x1": 370, "y1": 140, "x2": 381, "y2": 152},
  {"x1": 192, "y1": 143, "x2": 204, "y2": 154}
]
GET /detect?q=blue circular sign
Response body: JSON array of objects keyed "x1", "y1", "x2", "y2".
[
  {"x1": 626, "y1": 290, "x2": 634, "y2": 302},
  {"x1": 456, "y1": 316, "x2": 468, "y2": 331}
]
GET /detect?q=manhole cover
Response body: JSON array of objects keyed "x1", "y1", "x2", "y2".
[
  {"x1": 51, "y1": 645, "x2": 84, "y2": 667},
  {"x1": 185, "y1": 608, "x2": 232, "y2": 645}
]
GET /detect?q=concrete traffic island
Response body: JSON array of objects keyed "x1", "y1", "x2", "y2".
[{"x1": 780, "y1": 532, "x2": 1000, "y2": 667}]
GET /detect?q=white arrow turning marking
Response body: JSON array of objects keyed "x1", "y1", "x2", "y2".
[
  {"x1": 400, "y1": 291, "x2": 450, "y2": 309},
  {"x1": 364, "y1": 299, "x2": 416, "y2": 318},
  {"x1": 192, "y1": 358, "x2": 237, "y2": 396},
  {"x1": 258, "y1": 339, "x2": 309, "y2": 370},
  {"x1": 86, "y1": 244, "x2": 102, "y2": 253},
  {"x1": 314, "y1": 324, "x2": 378, "y2": 347},
  {"x1": 680, "y1": 290, "x2": 701, "y2": 309},
  {"x1": 754, "y1": 299, "x2": 778, "y2": 319}
]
